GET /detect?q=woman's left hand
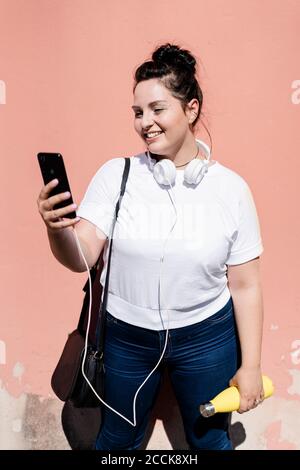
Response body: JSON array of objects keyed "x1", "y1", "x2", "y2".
[{"x1": 229, "y1": 366, "x2": 264, "y2": 413}]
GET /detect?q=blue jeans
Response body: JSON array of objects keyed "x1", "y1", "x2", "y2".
[{"x1": 95, "y1": 297, "x2": 241, "y2": 450}]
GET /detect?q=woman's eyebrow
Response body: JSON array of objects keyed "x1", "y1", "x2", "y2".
[{"x1": 131, "y1": 100, "x2": 168, "y2": 110}]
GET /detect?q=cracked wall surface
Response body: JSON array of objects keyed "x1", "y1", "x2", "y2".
[{"x1": 1, "y1": 380, "x2": 300, "y2": 450}]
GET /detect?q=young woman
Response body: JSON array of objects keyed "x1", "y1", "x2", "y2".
[{"x1": 37, "y1": 43, "x2": 265, "y2": 450}]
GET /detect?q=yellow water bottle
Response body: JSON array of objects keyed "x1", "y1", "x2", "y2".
[{"x1": 199, "y1": 375, "x2": 274, "y2": 418}]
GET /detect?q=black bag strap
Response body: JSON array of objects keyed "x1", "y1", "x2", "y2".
[{"x1": 77, "y1": 157, "x2": 131, "y2": 339}]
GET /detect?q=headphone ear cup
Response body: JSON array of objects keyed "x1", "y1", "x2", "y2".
[
  {"x1": 184, "y1": 159, "x2": 208, "y2": 185},
  {"x1": 153, "y1": 159, "x2": 176, "y2": 186}
]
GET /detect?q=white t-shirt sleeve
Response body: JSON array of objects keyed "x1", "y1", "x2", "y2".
[
  {"x1": 226, "y1": 179, "x2": 264, "y2": 265},
  {"x1": 76, "y1": 158, "x2": 124, "y2": 238}
]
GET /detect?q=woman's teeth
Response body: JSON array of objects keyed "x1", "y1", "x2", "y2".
[{"x1": 145, "y1": 131, "x2": 163, "y2": 138}]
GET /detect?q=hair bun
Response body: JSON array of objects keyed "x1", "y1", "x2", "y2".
[{"x1": 152, "y1": 43, "x2": 196, "y2": 74}]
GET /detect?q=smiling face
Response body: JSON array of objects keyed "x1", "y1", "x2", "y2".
[{"x1": 132, "y1": 78, "x2": 198, "y2": 158}]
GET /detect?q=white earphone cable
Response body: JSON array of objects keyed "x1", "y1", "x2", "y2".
[{"x1": 72, "y1": 199, "x2": 176, "y2": 427}]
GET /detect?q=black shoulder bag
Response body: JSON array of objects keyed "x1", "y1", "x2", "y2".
[{"x1": 51, "y1": 157, "x2": 130, "y2": 407}]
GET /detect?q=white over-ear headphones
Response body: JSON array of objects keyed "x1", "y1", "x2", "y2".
[{"x1": 146, "y1": 139, "x2": 211, "y2": 186}]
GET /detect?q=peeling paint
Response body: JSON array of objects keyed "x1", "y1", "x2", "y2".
[
  {"x1": 12, "y1": 362, "x2": 25, "y2": 382},
  {"x1": 1, "y1": 382, "x2": 300, "y2": 449},
  {"x1": 12, "y1": 419, "x2": 22, "y2": 433},
  {"x1": 0, "y1": 340, "x2": 6, "y2": 364},
  {"x1": 231, "y1": 396, "x2": 300, "y2": 449},
  {"x1": 287, "y1": 369, "x2": 300, "y2": 396},
  {"x1": 0, "y1": 385, "x2": 69, "y2": 450},
  {"x1": 38, "y1": 396, "x2": 47, "y2": 403},
  {"x1": 290, "y1": 340, "x2": 300, "y2": 365},
  {"x1": 264, "y1": 421, "x2": 298, "y2": 450}
]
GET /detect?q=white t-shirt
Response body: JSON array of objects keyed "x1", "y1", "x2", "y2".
[{"x1": 77, "y1": 151, "x2": 264, "y2": 330}]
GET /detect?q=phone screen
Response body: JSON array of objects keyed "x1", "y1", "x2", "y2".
[{"x1": 37, "y1": 152, "x2": 77, "y2": 219}]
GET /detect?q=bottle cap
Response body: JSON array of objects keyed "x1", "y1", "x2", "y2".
[{"x1": 199, "y1": 402, "x2": 215, "y2": 418}]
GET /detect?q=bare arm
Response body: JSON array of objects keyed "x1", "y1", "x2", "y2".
[
  {"x1": 38, "y1": 178, "x2": 107, "y2": 272},
  {"x1": 47, "y1": 224, "x2": 96, "y2": 272},
  {"x1": 227, "y1": 257, "x2": 264, "y2": 413}
]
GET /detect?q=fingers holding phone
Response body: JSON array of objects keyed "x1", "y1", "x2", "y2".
[
  {"x1": 37, "y1": 178, "x2": 80, "y2": 232},
  {"x1": 37, "y1": 152, "x2": 81, "y2": 232}
]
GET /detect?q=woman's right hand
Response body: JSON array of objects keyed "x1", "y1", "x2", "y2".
[{"x1": 37, "y1": 178, "x2": 81, "y2": 232}]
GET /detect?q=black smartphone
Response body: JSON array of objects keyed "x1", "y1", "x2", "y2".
[{"x1": 37, "y1": 152, "x2": 77, "y2": 219}]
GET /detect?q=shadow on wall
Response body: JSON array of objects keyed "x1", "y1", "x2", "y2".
[{"x1": 61, "y1": 370, "x2": 246, "y2": 450}]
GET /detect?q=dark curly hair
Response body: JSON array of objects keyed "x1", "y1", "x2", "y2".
[{"x1": 133, "y1": 43, "x2": 211, "y2": 144}]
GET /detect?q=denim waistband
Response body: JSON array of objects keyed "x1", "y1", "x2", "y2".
[{"x1": 105, "y1": 296, "x2": 234, "y2": 335}]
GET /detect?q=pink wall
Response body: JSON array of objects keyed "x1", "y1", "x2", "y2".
[{"x1": 0, "y1": 0, "x2": 299, "y2": 449}]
